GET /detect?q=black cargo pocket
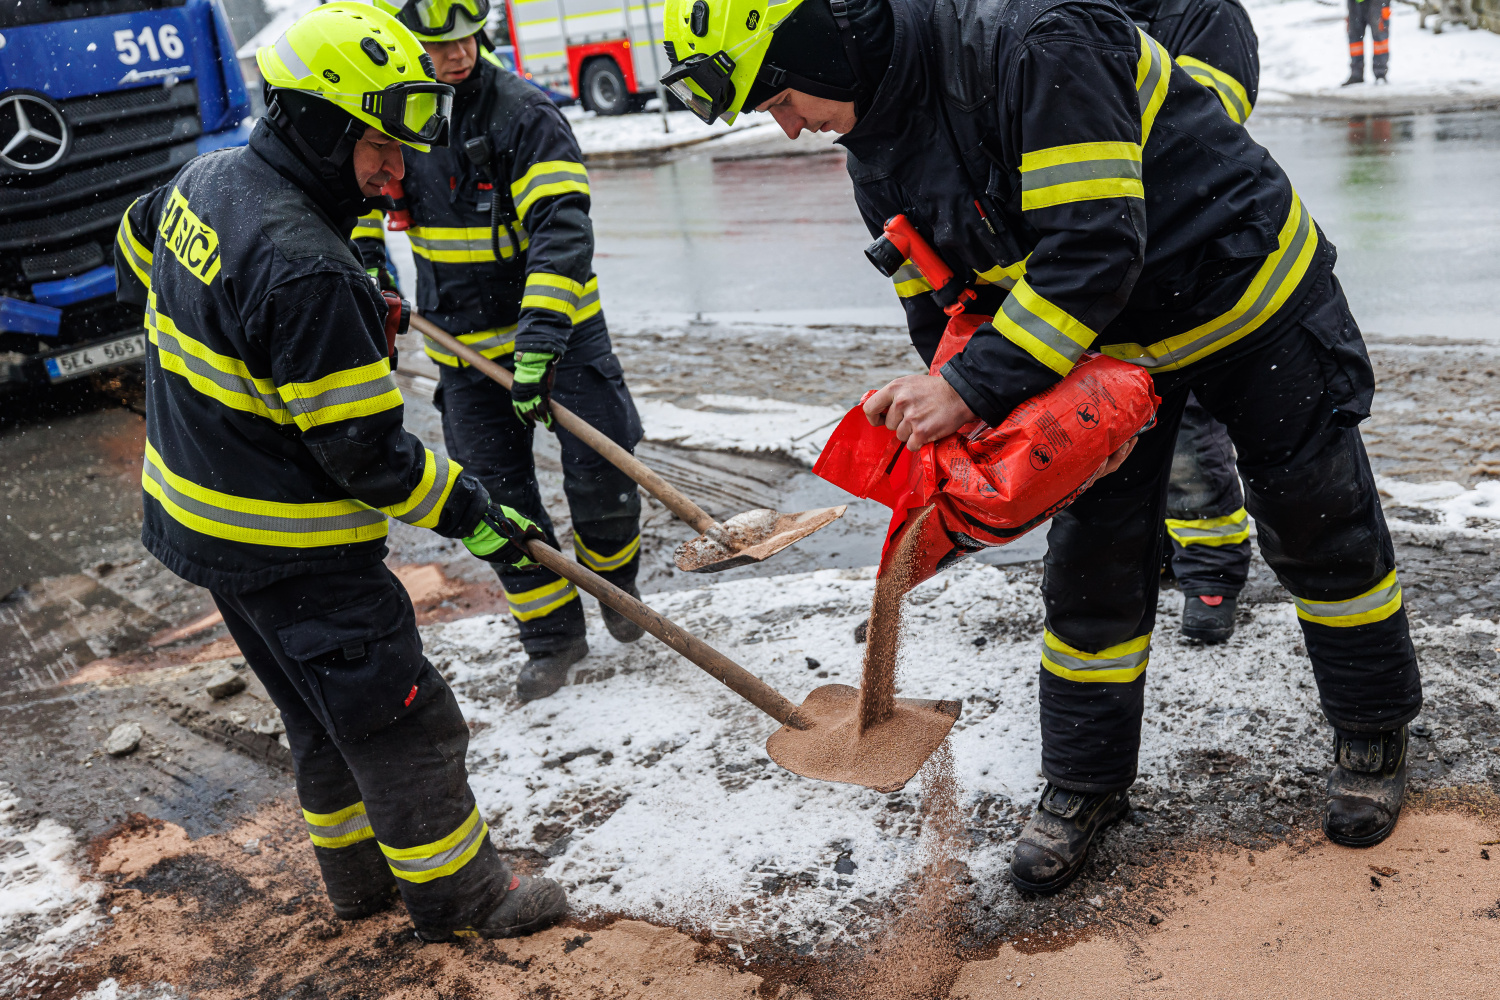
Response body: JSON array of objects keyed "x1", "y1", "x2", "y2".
[
  {"x1": 276, "y1": 585, "x2": 425, "y2": 742},
  {"x1": 1297, "y1": 272, "x2": 1375, "y2": 428},
  {"x1": 583, "y1": 353, "x2": 644, "y2": 448}
]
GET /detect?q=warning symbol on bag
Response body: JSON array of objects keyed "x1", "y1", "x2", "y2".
[
  {"x1": 1076, "y1": 404, "x2": 1099, "y2": 428},
  {"x1": 1029, "y1": 445, "x2": 1053, "y2": 470}
]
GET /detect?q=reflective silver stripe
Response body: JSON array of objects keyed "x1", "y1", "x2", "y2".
[
  {"x1": 409, "y1": 235, "x2": 492, "y2": 252},
  {"x1": 525, "y1": 285, "x2": 582, "y2": 310},
  {"x1": 394, "y1": 451, "x2": 451, "y2": 526},
  {"x1": 275, "y1": 33, "x2": 312, "y2": 80},
  {"x1": 382, "y1": 813, "x2": 487, "y2": 878},
  {"x1": 282, "y1": 371, "x2": 401, "y2": 422},
  {"x1": 307, "y1": 813, "x2": 372, "y2": 841},
  {"x1": 142, "y1": 459, "x2": 387, "y2": 536},
  {"x1": 1123, "y1": 204, "x2": 1313, "y2": 371},
  {"x1": 1043, "y1": 643, "x2": 1149, "y2": 676},
  {"x1": 150, "y1": 307, "x2": 290, "y2": 418},
  {"x1": 513, "y1": 168, "x2": 588, "y2": 206},
  {"x1": 1137, "y1": 41, "x2": 1164, "y2": 106},
  {"x1": 1294, "y1": 572, "x2": 1401, "y2": 623},
  {"x1": 423, "y1": 327, "x2": 517, "y2": 361},
  {"x1": 999, "y1": 290, "x2": 1088, "y2": 367},
  {"x1": 1021, "y1": 157, "x2": 1142, "y2": 192},
  {"x1": 506, "y1": 582, "x2": 578, "y2": 616},
  {"x1": 893, "y1": 262, "x2": 925, "y2": 285},
  {"x1": 574, "y1": 284, "x2": 601, "y2": 317}
]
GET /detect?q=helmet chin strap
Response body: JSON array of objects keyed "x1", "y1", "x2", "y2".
[{"x1": 267, "y1": 92, "x2": 366, "y2": 182}]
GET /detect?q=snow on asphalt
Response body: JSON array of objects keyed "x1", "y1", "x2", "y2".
[
  {"x1": 1250, "y1": 0, "x2": 1500, "y2": 101},
  {"x1": 633, "y1": 393, "x2": 846, "y2": 465},
  {"x1": 427, "y1": 522, "x2": 1499, "y2": 948}
]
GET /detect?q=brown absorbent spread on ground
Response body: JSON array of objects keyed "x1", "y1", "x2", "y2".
[{"x1": 767, "y1": 507, "x2": 958, "y2": 793}]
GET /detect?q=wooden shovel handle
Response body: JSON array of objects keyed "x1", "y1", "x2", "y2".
[
  {"x1": 411, "y1": 315, "x2": 718, "y2": 535},
  {"x1": 522, "y1": 539, "x2": 809, "y2": 730}
]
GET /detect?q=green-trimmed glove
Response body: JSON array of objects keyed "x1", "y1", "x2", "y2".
[
  {"x1": 462, "y1": 503, "x2": 545, "y2": 568},
  {"x1": 511, "y1": 351, "x2": 558, "y2": 428}
]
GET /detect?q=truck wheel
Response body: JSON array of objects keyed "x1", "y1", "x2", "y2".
[{"x1": 582, "y1": 59, "x2": 631, "y2": 116}]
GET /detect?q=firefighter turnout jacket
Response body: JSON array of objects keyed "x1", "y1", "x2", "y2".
[
  {"x1": 1120, "y1": 0, "x2": 1258, "y2": 124},
  {"x1": 114, "y1": 120, "x2": 489, "y2": 593},
  {"x1": 847, "y1": 0, "x2": 1322, "y2": 427},
  {"x1": 355, "y1": 51, "x2": 599, "y2": 366}
]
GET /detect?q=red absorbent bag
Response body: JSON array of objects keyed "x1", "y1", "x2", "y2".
[{"x1": 813, "y1": 316, "x2": 1159, "y2": 586}]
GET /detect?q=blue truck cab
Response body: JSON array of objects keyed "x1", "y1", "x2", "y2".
[{"x1": 0, "y1": 0, "x2": 250, "y2": 390}]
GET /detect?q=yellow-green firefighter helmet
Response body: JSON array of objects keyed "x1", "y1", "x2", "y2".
[
  {"x1": 256, "y1": 1, "x2": 454, "y2": 151},
  {"x1": 660, "y1": 0, "x2": 808, "y2": 124},
  {"x1": 373, "y1": 0, "x2": 490, "y2": 43}
]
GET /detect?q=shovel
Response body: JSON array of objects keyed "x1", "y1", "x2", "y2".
[
  {"x1": 411, "y1": 315, "x2": 846, "y2": 574},
  {"x1": 521, "y1": 536, "x2": 962, "y2": 793}
]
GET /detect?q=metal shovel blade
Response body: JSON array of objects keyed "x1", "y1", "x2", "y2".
[
  {"x1": 764, "y1": 683, "x2": 962, "y2": 793},
  {"x1": 674, "y1": 505, "x2": 848, "y2": 573}
]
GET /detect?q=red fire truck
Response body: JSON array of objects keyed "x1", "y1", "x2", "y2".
[{"x1": 501, "y1": 0, "x2": 669, "y2": 114}]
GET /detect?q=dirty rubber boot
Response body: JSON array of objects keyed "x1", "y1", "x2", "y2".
[
  {"x1": 1342, "y1": 70, "x2": 1364, "y2": 86},
  {"x1": 515, "y1": 637, "x2": 589, "y2": 702},
  {"x1": 1181, "y1": 594, "x2": 1236, "y2": 644},
  {"x1": 1010, "y1": 784, "x2": 1130, "y2": 895},
  {"x1": 600, "y1": 582, "x2": 645, "y2": 643},
  {"x1": 1325, "y1": 725, "x2": 1408, "y2": 848},
  {"x1": 417, "y1": 874, "x2": 570, "y2": 941}
]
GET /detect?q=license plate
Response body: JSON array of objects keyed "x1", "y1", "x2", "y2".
[{"x1": 44, "y1": 333, "x2": 147, "y2": 382}]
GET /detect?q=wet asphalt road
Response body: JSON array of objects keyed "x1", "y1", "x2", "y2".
[{"x1": 1, "y1": 108, "x2": 1496, "y2": 844}]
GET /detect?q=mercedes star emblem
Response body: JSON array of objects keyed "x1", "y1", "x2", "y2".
[{"x1": 0, "y1": 93, "x2": 69, "y2": 173}]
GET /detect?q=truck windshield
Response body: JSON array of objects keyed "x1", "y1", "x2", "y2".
[{"x1": 0, "y1": 0, "x2": 183, "y2": 30}]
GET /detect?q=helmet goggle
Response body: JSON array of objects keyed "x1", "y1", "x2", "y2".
[
  {"x1": 661, "y1": 51, "x2": 737, "y2": 125},
  {"x1": 307, "y1": 80, "x2": 454, "y2": 146},
  {"x1": 394, "y1": 0, "x2": 489, "y2": 37}
]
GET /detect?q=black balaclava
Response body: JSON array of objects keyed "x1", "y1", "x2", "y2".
[
  {"x1": 744, "y1": 0, "x2": 894, "y2": 115},
  {"x1": 265, "y1": 88, "x2": 370, "y2": 216}
]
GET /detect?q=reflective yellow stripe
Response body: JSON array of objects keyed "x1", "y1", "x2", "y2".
[
  {"x1": 1101, "y1": 192, "x2": 1317, "y2": 372},
  {"x1": 422, "y1": 324, "x2": 518, "y2": 368},
  {"x1": 1135, "y1": 30, "x2": 1170, "y2": 147},
  {"x1": 141, "y1": 442, "x2": 388, "y2": 547},
  {"x1": 504, "y1": 576, "x2": 579, "y2": 621},
  {"x1": 1294, "y1": 570, "x2": 1403, "y2": 628},
  {"x1": 974, "y1": 256, "x2": 1029, "y2": 291},
  {"x1": 573, "y1": 532, "x2": 640, "y2": 572},
  {"x1": 1165, "y1": 508, "x2": 1250, "y2": 547},
  {"x1": 1040, "y1": 631, "x2": 1151, "y2": 684},
  {"x1": 116, "y1": 208, "x2": 153, "y2": 287},
  {"x1": 992, "y1": 277, "x2": 1097, "y2": 376},
  {"x1": 276, "y1": 358, "x2": 404, "y2": 432},
  {"x1": 379, "y1": 806, "x2": 487, "y2": 884},
  {"x1": 147, "y1": 294, "x2": 295, "y2": 425},
  {"x1": 304, "y1": 802, "x2": 375, "y2": 849},
  {"x1": 408, "y1": 224, "x2": 529, "y2": 263},
  {"x1": 522, "y1": 271, "x2": 585, "y2": 315},
  {"x1": 573, "y1": 278, "x2": 602, "y2": 324},
  {"x1": 510, "y1": 159, "x2": 590, "y2": 221},
  {"x1": 892, "y1": 260, "x2": 933, "y2": 298},
  {"x1": 1177, "y1": 55, "x2": 1251, "y2": 124},
  {"x1": 1020, "y1": 140, "x2": 1144, "y2": 212},
  {"x1": 378, "y1": 448, "x2": 462, "y2": 529},
  {"x1": 352, "y1": 210, "x2": 386, "y2": 241}
]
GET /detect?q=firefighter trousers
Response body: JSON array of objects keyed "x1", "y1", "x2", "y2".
[
  {"x1": 1348, "y1": 0, "x2": 1390, "y2": 78},
  {"x1": 1165, "y1": 393, "x2": 1251, "y2": 598},
  {"x1": 212, "y1": 563, "x2": 510, "y2": 933},
  {"x1": 1039, "y1": 268, "x2": 1422, "y2": 793},
  {"x1": 434, "y1": 319, "x2": 644, "y2": 654}
]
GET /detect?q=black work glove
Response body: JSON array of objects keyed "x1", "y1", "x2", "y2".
[{"x1": 461, "y1": 502, "x2": 546, "y2": 568}]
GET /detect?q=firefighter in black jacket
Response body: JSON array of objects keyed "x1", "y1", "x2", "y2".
[
  {"x1": 661, "y1": 0, "x2": 1422, "y2": 892},
  {"x1": 355, "y1": 0, "x2": 646, "y2": 704},
  {"x1": 1122, "y1": 0, "x2": 1258, "y2": 643},
  {"x1": 113, "y1": 3, "x2": 567, "y2": 938}
]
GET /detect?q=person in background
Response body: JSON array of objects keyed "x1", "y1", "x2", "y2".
[
  {"x1": 1344, "y1": 0, "x2": 1391, "y2": 85},
  {"x1": 1121, "y1": 0, "x2": 1259, "y2": 643},
  {"x1": 356, "y1": 0, "x2": 648, "y2": 703}
]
